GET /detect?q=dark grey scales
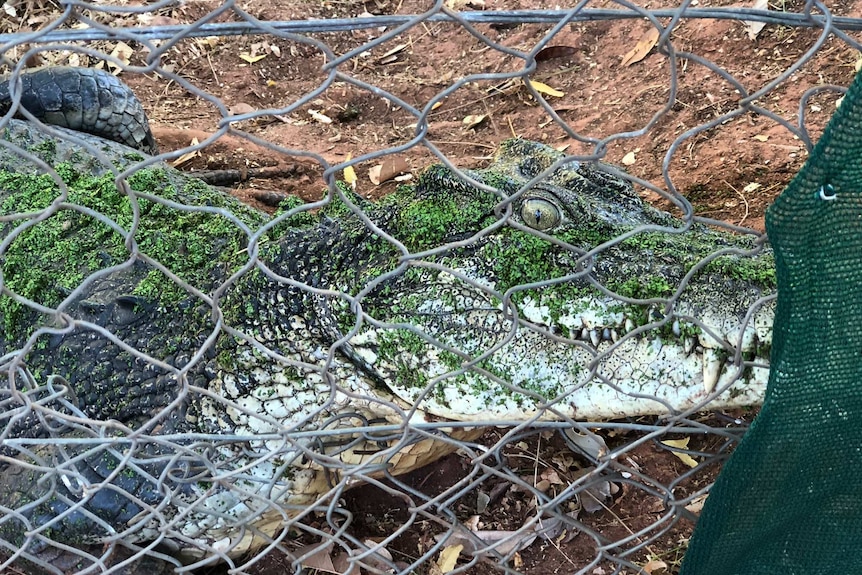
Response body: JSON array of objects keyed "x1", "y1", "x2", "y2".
[{"x1": 0, "y1": 66, "x2": 157, "y2": 154}]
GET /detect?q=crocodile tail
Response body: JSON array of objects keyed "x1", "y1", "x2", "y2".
[{"x1": 0, "y1": 66, "x2": 157, "y2": 154}]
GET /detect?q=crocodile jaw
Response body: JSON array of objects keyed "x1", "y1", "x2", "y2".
[{"x1": 350, "y1": 269, "x2": 774, "y2": 421}]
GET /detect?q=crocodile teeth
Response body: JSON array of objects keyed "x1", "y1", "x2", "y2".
[
  {"x1": 672, "y1": 319, "x2": 681, "y2": 337},
  {"x1": 581, "y1": 328, "x2": 589, "y2": 341},
  {"x1": 702, "y1": 348, "x2": 722, "y2": 393},
  {"x1": 611, "y1": 329, "x2": 619, "y2": 343},
  {"x1": 589, "y1": 330, "x2": 600, "y2": 347},
  {"x1": 625, "y1": 318, "x2": 635, "y2": 333},
  {"x1": 602, "y1": 328, "x2": 611, "y2": 341},
  {"x1": 684, "y1": 337, "x2": 695, "y2": 354}
]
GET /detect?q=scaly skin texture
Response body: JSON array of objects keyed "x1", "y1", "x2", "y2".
[
  {"x1": 0, "y1": 116, "x2": 775, "y2": 569},
  {"x1": 0, "y1": 66, "x2": 157, "y2": 154}
]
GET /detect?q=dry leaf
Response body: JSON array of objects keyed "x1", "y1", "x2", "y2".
[
  {"x1": 239, "y1": 52, "x2": 266, "y2": 64},
  {"x1": 431, "y1": 101, "x2": 443, "y2": 110},
  {"x1": 368, "y1": 164, "x2": 382, "y2": 186},
  {"x1": 229, "y1": 102, "x2": 256, "y2": 116},
  {"x1": 562, "y1": 428, "x2": 608, "y2": 461},
  {"x1": 171, "y1": 137, "x2": 201, "y2": 168},
  {"x1": 141, "y1": 14, "x2": 179, "y2": 26},
  {"x1": 436, "y1": 545, "x2": 462, "y2": 573},
  {"x1": 622, "y1": 151, "x2": 636, "y2": 165},
  {"x1": 662, "y1": 438, "x2": 689, "y2": 449},
  {"x1": 551, "y1": 452, "x2": 576, "y2": 470},
  {"x1": 462, "y1": 114, "x2": 487, "y2": 130},
  {"x1": 377, "y1": 43, "x2": 407, "y2": 63},
  {"x1": 360, "y1": 540, "x2": 394, "y2": 572},
  {"x1": 752, "y1": 134, "x2": 769, "y2": 142},
  {"x1": 685, "y1": 493, "x2": 708, "y2": 515},
  {"x1": 436, "y1": 526, "x2": 533, "y2": 556},
  {"x1": 742, "y1": 0, "x2": 769, "y2": 41},
  {"x1": 643, "y1": 559, "x2": 669, "y2": 574},
  {"x1": 331, "y1": 552, "x2": 350, "y2": 574},
  {"x1": 343, "y1": 154, "x2": 357, "y2": 190},
  {"x1": 2, "y1": 2, "x2": 16, "y2": 17},
  {"x1": 582, "y1": 483, "x2": 615, "y2": 513},
  {"x1": 309, "y1": 109, "x2": 332, "y2": 124},
  {"x1": 569, "y1": 467, "x2": 615, "y2": 513},
  {"x1": 621, "y1": 27, "x2": 660, "y2": 66},
  {"x1": 295, "y1": 543, "x2": 338, "y2": 574},
  {"x1": 171, "y1": 150, "x2": 201, "y2": 168},
  {"x1": 435, "y1": 513, "x2": 574, "y2": 557},
  {"x1": 535, "y1": 46, "x2": 577, "y2": 62},
  {"x1": 344, "y1": 167, "x2": 357, "y2": 189},
  {"x1": 108, "y1": 42, "x2": 134, "y2": 74},
  {"x1": 661, "y1": 437, "x2": 699, "y2": 468},
  {"x1": 537, "y1": 512, "x2": 581, "y2": 543},
  {"x1": 27, "y1": 13, "x2": 51, "y2": 26},
  {"x1": 197, "y1": 36, "x2": 219, "y2": 49},
  {"x1": 742, "y1": 182, "x2": 762, "y2": 193},
  {"x1": 451, "y1": 529, "x2": 536, "y2": 556},
  {"x1": 526, "y1": 79, "x2": 564, "y2": 97},
  {"x1": 476, "y1": 491, "x2": 490, "y2": 514},
  {"x1": 446, "y1": 0, "x2": 485, "y2": 8},
  {"x1": 513, "y1": 552, "x2": 523, "y2": 569},
  {"x1": 540, "y1": 468, "x2": 564, "y2": 485},
  {"x1": 369, "y1": 157, "x2": 410, "y2": 185}
]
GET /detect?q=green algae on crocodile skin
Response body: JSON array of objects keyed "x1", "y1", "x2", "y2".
[
  {"x1": 350, "y1": 138, "x2": 775, "y2": 420},
  {"x1": 0, "y1": 121, "x2": 775, "y2": 560}
]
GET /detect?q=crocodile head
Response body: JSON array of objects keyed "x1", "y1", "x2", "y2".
[
  {"x1": 0, "y1": 123, "x2": 775, "y2": 564},
  {"x1": 279, "y1": 137, "x2": 775, "y2": 421}
]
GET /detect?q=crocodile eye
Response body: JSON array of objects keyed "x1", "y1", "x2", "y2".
[{"x1": 521, "y1": 198, "x2": 561, "y2": 231}]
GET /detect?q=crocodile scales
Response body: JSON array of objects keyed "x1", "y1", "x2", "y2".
[
  {"x1": 0, "y1": 66, "x2": 157, "y2": 154},
  {"x1": 0, "y1": 68, "x2": 775, "y2": 571}
]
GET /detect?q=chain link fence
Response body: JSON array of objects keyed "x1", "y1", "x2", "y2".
[{"x1": 0, "y1": 0, "x2": 858, "y2": 573}]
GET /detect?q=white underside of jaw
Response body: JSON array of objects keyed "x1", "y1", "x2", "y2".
[
  {"x1": 376, "y1": 280, "x2": 774, "y2": 421},
  {"x1": 383, "y1": 326, "x2": 770, "y2": 421}
]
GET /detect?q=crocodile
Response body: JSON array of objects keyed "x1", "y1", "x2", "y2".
[
  {"x1": 0, "y1": 66, "x2": 157, "y2": 154},
  {"x1": 0, "y1": 68, "x2": 775, "y2": 571}
]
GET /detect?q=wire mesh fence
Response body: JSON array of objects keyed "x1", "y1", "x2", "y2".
[{"x1": 0, "y1": 0, "x2": 857, "y2": 573}]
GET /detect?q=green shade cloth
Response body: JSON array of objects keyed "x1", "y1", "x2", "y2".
[{"x1": 679, "y1": 70, "x2": 862, "y2": 573}]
